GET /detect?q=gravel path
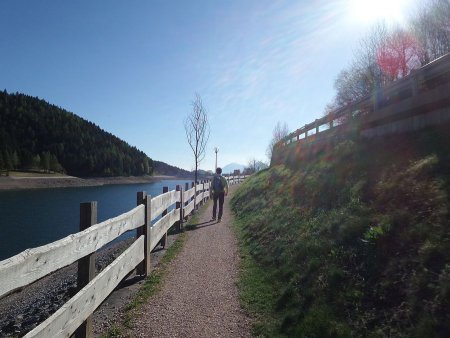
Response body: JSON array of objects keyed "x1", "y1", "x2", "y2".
[{"x1": 129, "y1": 185, "x2": 252, "y2": 337}]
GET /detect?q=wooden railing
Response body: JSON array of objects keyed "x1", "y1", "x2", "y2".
[
  {"x1": 0, "y1": 180, "x2": 219, "y2": 338},
  {"x1": 274, "y1": 53, "x2": 450, "y2": 158},
  {"x1": 223, "y1": 174, "x2": 248, "y2": 185}
]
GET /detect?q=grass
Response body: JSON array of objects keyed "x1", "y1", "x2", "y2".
[
  {"x1": 231, "y1": 128, "x2": 450, "y2": 337},
  {"x1": 100, "y1": 203, "x2": 209, "y2": 338},
  {"x1": 233, "y1": 217, "x2": 282, "y2": 337}
]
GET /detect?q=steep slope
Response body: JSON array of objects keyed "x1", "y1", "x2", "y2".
[{"x1": 231, "y1": 126, "x2": 450, "y2": 337}]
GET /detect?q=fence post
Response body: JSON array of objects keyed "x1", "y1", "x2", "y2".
[
  {"x1": 160, "y1": 186, "x2": 168, "y2": 248},
  {"x1": 410, "y1": 73, "x2": 419, "y2": 96},
  {"x1": 201, "y1": 181, "x2": 205, "y2": 205},
  {"x1": 136, "y1": 191, "x2": 151, "y2": 276},
  {"x1": 176, "y1": 185, "x2": 182, "y2": 232},
  {"x1": 75, "y1": 202, "x2": 97, "y2": 338},
  {"x1": 184, "y1": 182, "x2": 189, "y2": 220},
  {"x1": 192, "y1": 181, "x2": 196, "y2": 211}
]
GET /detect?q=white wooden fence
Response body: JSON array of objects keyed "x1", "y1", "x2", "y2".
[
  {"x1": 223, "y1": 174, "x2": 248, "y2": 185},
  {"x1": 0, "y1": 180, "x2": 221, "y2": 338}
]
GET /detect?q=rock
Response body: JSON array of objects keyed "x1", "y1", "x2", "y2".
[
  {"x1": 2, "y1": 321, "x2": 16, "y2": 335},
  {"x1": 22, "y1": 315, "x2": 40, "y2": 328}
]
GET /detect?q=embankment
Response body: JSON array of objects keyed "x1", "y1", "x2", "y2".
[{"x1": 231, "y1": 127, "x2": 450, "y2": 337}]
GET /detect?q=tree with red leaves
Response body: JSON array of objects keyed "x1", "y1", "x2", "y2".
[{"x1": 376, "y1": 29, "x2": 424, "y2": 80}]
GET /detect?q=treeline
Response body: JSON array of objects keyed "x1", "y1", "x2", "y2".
[
  {"x1": 0, "y1": 91, "x2": 153, "y2": 177},
  {"x1": 326, "y1": 0, "x2": 450, "y2": 112},
  {"x1": 153, "y1": 160, "x2": 191, "y2": 177}
]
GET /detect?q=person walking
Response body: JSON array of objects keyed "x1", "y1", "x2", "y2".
[{"x1": 211, "y1": 167, "x2": 229, "y2": 222}]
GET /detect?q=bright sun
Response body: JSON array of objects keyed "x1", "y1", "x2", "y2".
[{"x1": 349, "y1": 0, "x2": 411, "y2": 24}]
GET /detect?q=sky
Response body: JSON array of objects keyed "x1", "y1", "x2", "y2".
[{"x1": 0, "y1": 0, "x2": 421, "y2": 171}]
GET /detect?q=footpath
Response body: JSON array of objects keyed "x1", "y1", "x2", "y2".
[{"x1": 128, "y1": 184, "x2": 252, "y2": 337}]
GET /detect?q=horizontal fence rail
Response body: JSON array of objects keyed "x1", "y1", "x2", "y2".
[
  {"x1": 25, "y1": 236, "x2": 145, "y2": 338},
  {"x1": 274, "y1": 53, "x2": 450, "y2": 159},
  {"x1": 0, "y1": 205, "x2": 145, "y2": 297},
  {"x1": 0, "y1": 177, "x2": 253, "y2": 338}
]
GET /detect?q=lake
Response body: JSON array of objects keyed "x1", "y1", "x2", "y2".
[{"x1": 0, "y1": 179, "x2": 192, "y2": 261}]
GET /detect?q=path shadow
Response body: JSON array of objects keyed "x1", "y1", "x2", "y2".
[
  {"x1": 184, "y1": 220, "x2": 217, "y2": 231},
  {"x1": 119, "y1": 274, "x2": 145, "y2": 288}
]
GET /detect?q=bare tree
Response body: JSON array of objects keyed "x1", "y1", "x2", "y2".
[
  {"x1": 410, "y1": 0, "x2": 450, "y2": 65},
  {"x1": 333, "y1": 23, "x2": 389, "y2": 108},
  {"x1": 184, "y1": 93, "x2": 210, "y2": 184},
  {"x1": 323, "y1": 1, "x2": 450, "y2": 123},
  {"x1": 246, "y1": 158, "x2": 268, "y2": 174},
  {"x1": 266, "y1": 121, "x2": 289, "y2": 162}
]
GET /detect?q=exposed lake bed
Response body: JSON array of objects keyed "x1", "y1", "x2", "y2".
[{"x1": 0, "y1": 174, "x2": 180, "y2": 191}]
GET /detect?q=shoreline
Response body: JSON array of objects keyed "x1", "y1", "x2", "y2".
[{"x1": 0, "y1": 174, "x2": 191, "y2": 191}]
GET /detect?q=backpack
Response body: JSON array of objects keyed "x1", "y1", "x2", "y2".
[{"x1": 212, "y1": 175, "x2": 224, "y2": 193}]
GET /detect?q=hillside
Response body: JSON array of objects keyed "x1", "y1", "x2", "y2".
[
  {"x1": 153, "y1": 160, "x2": 191, "y2": 177},
  {"x1": 0, "y1": 91, "x2": 152, "y2": 177},
  {"x1": 231, "y1": 126, "x2": 450, "y2": 337}
]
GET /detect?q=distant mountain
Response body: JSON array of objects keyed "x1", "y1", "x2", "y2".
[
  {"x1": 222, "y1": 163, "x2": 246, "y2": 174},
  {"x1": 0, "y1": 90, "x2": 152, "y2": 177}
]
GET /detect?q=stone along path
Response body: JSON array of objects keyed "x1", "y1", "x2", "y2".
[{"x1": 129, "y1": 184, "x2": 252, "y2": 337}]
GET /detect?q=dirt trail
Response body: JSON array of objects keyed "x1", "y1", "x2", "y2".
[{"x1": 129, "y1": 184, "x2": 252, "y2": 337}]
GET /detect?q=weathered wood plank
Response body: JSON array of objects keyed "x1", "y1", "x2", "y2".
[
  {"x1": 149, "y1": 209, "x2": 180, "y2": 251},
  {"x1": 136, "y1": 192, "x2": 151, "y2": 276},
  {"x1": 184, "y1": 200, "x2": 195, "y2": 217},
  {"x1": 183, "y1": 187, "x2": 195, "y2": 201},
  {"x1": 195, "y1": 193, "x2": 204, "y2": 205},
  {"x1": 0, "y1": 205, "x2": 145, "y2": 298},
  {"x1": 150, "y1": 190, "x2": 180, "y2": 221},
  {"x1": 195, "y1": 183, "x2": 204, "y2": 192},
  {"x1": 75, "y1": 202, "x2": 97, "y2": 338},
  {"x1": 24, "y1": 236, "x2": 144, "y2": 338}
]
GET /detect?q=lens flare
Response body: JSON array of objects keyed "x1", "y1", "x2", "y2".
[{"x1": 348, "y1": 0, "x2": 411, "y2": 24}]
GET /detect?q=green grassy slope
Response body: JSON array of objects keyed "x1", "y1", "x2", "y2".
[{"x1": 231, "y1": 127, "x2": 450, "y2": 338}]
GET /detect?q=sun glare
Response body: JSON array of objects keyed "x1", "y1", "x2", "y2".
[{"x1": 348, "y1": 0, "x2": 410, "y2": 24}]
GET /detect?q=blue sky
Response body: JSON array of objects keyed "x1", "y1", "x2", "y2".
[{"x1": 0, "y1": 0, "x2": 419, "y2": 171}]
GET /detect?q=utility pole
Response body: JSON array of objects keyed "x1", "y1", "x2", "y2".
[{"x1": 214, "y1": 147, "x2": 219, "y2": 171}]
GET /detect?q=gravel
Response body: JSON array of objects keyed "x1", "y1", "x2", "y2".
[
  {"x1": 128, "y1": 185, "x2": 252, "y2": 337},
  {"x1": 0, "y1": 238, "x2": 134, "y2": 337}
]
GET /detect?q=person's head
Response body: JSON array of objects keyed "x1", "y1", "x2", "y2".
[{"x1": 216, "y1": 167, "x2": 222, "y2": 175}]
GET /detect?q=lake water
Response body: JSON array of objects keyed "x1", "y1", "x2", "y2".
[{"x1": 0, "y1": 179, "x2": 192, "y2": 261}]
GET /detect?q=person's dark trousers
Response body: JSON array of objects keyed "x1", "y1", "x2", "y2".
[{"x1": 212, "y1": 192, "x2": 225, "y2": 220}]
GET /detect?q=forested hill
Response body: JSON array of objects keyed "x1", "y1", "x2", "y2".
[
  {"x1": 0, "y1": 90, "x2": 152, "y2": 177},
  {"x1": 153, "y1": 161, "x2": 191, "y2": 177}
]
